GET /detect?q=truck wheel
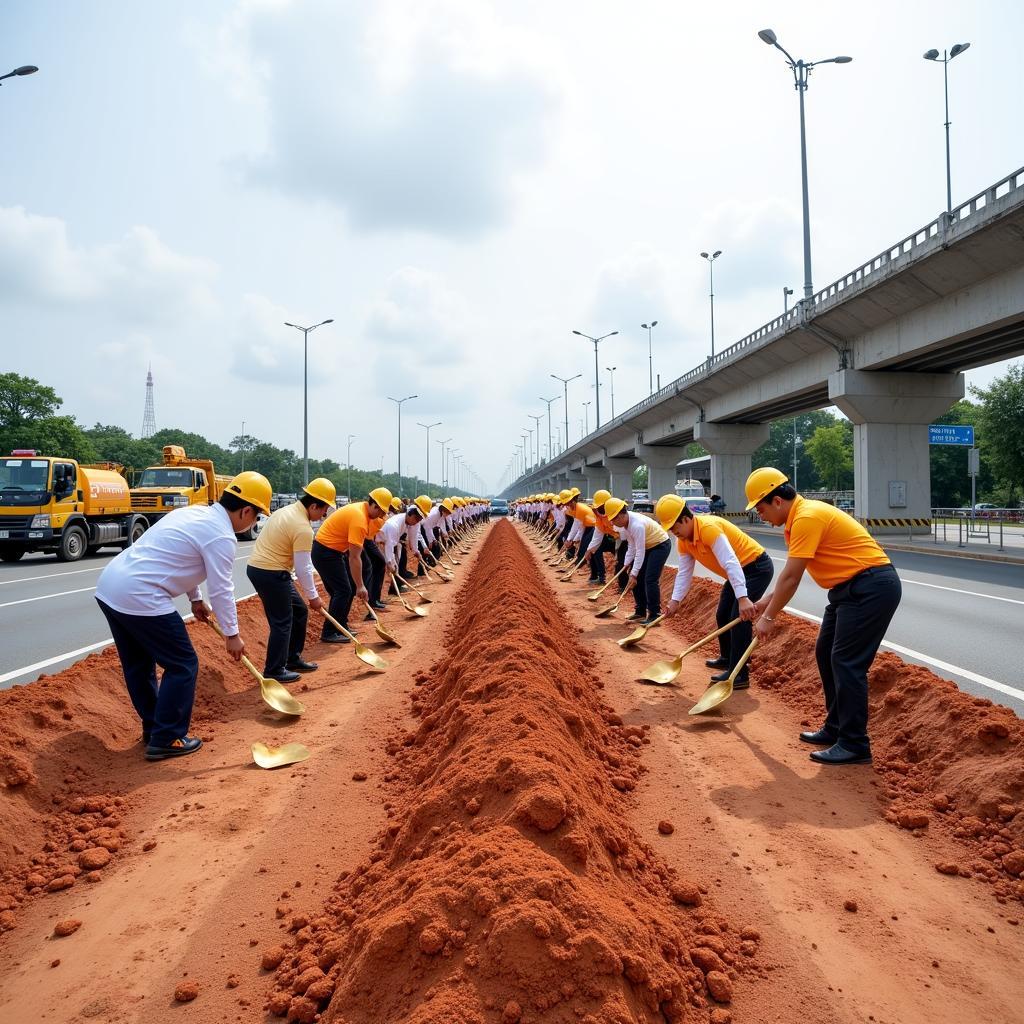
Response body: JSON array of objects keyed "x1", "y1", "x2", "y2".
[
  {"x1": 0, "y1": 549, "x2": 25, "y2": 562},
  {"x1": 123, "y1": 519, "x2": 146, "y2": 548},
  {"x1": 57, "y1": 525, "x2": 87, "y2": 562}
]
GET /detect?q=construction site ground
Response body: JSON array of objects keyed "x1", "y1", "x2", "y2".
[{"x1": 1, "y1": 518, "x2": 1022, "y2": 1024}]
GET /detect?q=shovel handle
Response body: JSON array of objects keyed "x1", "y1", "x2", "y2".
[
  {"x1": 316, "y1": 606, "x2": 361, "y2": 645},
  {"x1": 389, "y1": 573, "x2": 415, "y2": 610},
  {"x1": 730, "y1": 637, "x2": 758, "y2": 682},
  {"x1": 591, "y1": 566, "x2": 627, "y2": 599},
  {"x1": 678, "y1": 617, "x2": 742, "y2": 659},
  {"x1": 204, "y1": 613, "x2": 264, "y2": 685}
]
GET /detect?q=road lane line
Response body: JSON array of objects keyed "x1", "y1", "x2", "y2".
[
  {"x1": 0, "y1": 639, "x2": 113, "y2": 686},
  {"x1": 0, "y1": 585, "x2": 97, "y2": 609},
  {"x1": 780, "y1": 606, "x2": 1023, "y2": 702},
  {"x1": 0, "y1": 565, "x2": 105, "y2": 586}
]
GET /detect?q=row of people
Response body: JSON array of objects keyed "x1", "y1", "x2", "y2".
[{"x1": 513, "y1": 466, "x2": 901, "y2": 766}]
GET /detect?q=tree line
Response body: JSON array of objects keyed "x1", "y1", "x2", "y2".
[{"x1": 0, "y1": 373, "x2": 466, "y2": 501}]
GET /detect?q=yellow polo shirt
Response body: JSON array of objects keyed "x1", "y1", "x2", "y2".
[
  {"x1": 249, "y1": 500, "x2": 312, "y2": 572},
  {"x1": 640, "y1": 515, "x2": 669, "y2": 549},
  {"x1": 677, "y1": 515, "x2": 765, "y2": 577},
  {"x1": 784, "y1": 496, "x2": 889, "y2": 589}
]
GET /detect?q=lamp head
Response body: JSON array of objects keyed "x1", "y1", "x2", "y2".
[
  {"x1": 950, "y1": 42, "x2": 970, "y2": 58},
  {"x1": 572, "y1": 330, "x2": 583, "y2": 337},
  {"x1": 14, "y1": 65, "x2": 38, "y2": 75},
  {"x1": 713, "y1": 249, "x2": 722, "y2": 258},
  {"x1": 758, "y1": 29, "x2": 778, "y2": 46},
  {"x1": 923, "y1": 49, "x2": 940, "y2": 60},
  {"x1": 651, "y1": 319, "x2": 658, "y2": 327},
  {"x1": 700, "y1": 251, "x2": 709, "y2": 258},
  {"x1": 321, "y1": 318, "x2": 334, "y2": 324},
  {"x1": 833, "y1": 56, "x2": 853, "y2": 64}
]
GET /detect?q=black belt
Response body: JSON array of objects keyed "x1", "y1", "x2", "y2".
[{"x1": 847, "y1": 563, "x2": 895, "y2": 583}]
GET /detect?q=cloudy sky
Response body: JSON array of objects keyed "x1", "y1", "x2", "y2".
[{"x1": 3, "y1": 0, "x2": 1022, "y2": 494}]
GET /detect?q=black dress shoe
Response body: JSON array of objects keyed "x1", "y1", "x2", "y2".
[
  {"x1": 371, "y1": 600, "x2": 388, "y2": 611},
  {"x1": 799, "y1": 728, "x2": 838, "y2": 745},
  {"x1": 705, "y1": 657, "x2": 728, "y2": 669},
  {"x1": 364, "y1": 612, "x2": 376, "y2": 622},
  {"x1": 625, "y1": 611, "x2": 646, "y2": 621},
  {"x1": 710, "y1": 669, "x2": 749, "y2": 689},
  {"x1": 266, "y1": 669, "x2": 300, "y2": 684},
  {"x1": 587, "y1": 577, "x2": 601, "y2": 585},
  {"x1": 321, "y1": 634, "x2": 351, "y2": 645},
  {"x1": 809, "y1": 743, "x2": 872, "y2": 766},
  {"x1": 286, "y1": 659, "x2": 318, "y2": 673}
]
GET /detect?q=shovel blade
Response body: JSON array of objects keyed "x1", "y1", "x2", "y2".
[
  {"x1": 259, "y1": 678, "x2": 305, "y2": 716},
  {"x1": 594, "y1": 602, "x2": 620, "y2": 618},
  {"x1": 688, "y1": 679, "x2": 734, "y2": 715},
  {"x1": 637, "y1": 656, "x2": 683, "y2": 685},
  {"x1": 375, "y1": 625, "x2": 402, "y2": 647},
  {"x1": 251, "y1": 741, "x2": 310, "y2": 769},
  {"x1": 355, "y1": 644, "x2": 388, "y2": 670},
  {"x1": 618, "y1": 627, "x2": 648, "y2": 649}
]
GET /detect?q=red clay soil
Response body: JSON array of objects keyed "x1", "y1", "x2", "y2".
[
  {"x1": 658, "y1": 573, "x2": 1024, "y2": 902},
  {"x1": 264, "y1": 519, "x2": 755, "y2": 1023}
]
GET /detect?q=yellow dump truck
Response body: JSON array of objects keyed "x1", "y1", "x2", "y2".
[
  {"x1": 130, "y1": 445, "x2": 258, "y2": 540},
  {"x1": 0, "y1": 450, "x2": 147, "y2": 562}
]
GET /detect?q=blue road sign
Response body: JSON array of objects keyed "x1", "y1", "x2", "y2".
[{"x1": 929, "y1": 424, "x2": 974, "y2": 446}]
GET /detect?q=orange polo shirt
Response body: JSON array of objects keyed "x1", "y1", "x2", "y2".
[
  {"x1": 594, "y1": 510, "x2": 617, "y2": 537},
  {"x1": 571, "y1": 502, "x2": 597, "y2": 528},
  {"x1": 784, "y1": 495, "x2": 889, "y2": 589},
  {"x1": 315, "y1": 501, "x2": 372, "y2": 553},
  {"x1": 677, "y1": 515, "x2": 765, "y2": 576}
]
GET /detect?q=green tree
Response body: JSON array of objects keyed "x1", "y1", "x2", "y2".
[
  {"x1": 752, "y1": 410, "x2": 842, "y2": 490},
  {"x1": 632, "y1": 466, "x2": 648, "y2": 489},
  {"x1": 806, "y1": 422, "x2": 853, "y2": 489},
  {"x1": 12, "y1": 416, "x2": 98, "y2": 462},
  {"x1": 0, "y1": 373, "x2": 62, "y2": 429},
  {"x1": 85, "y1": 423, "x2": 161, "y2": 474},
  {"x1": 971, "y1": 363, "x2": 1024, "y2": 505},
  {"x1": 927, "y1": 400, "x2": 994, "y2": 507}
]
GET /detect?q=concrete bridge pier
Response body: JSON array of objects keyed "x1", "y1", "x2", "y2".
[
  {"x1": 693, "y1": 423, "x2": 770, "y2": 516},
  {"x1": 582, "y1": 465, "x2": 609, "y2": 496},
  {"x1": 637, "y1": 445, "x2": 685, "y2": 502},
  {"x1": 829, "y1": 369, "x2": 965, "y2": 535},
  {"x1": 604, "y1": 456, "x2": 640, "y2": 501},
  {"x1": 565, "y1": 464, "x2": 588, "y2": 496}
]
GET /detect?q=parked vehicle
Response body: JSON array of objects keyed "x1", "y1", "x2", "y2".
[{"x1": 489, "y1": 498, "x2": 509, "y2": 516}]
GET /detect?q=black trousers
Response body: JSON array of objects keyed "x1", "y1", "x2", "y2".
[
  {"x1": 363, "y1": 539, "x2": 386, "y2": 604},
  {"x1": 571, "y1": 525, "x2": 594, "y2": 565},
  {"x1": 589, "y1": 533, "x2": 616, "y2": 582},
  {"x1": 633, "y1": 538, "x2": 672, "y2": 617},
  {"x1": 96, "y1": 599, "x2": 198, "y2": 747},
  {"x1": 311, "y1": 540, "x2": 356, "y2": 637},
  {"x1": 556, "y1": 517, "x2": 573, "y2": 549},
  {"x1": 246, "y1": 565, "x2": 308, "y2": 675},
  {"x1": 615, "y1": 540, "x2": 628, "y2": 591},
  {"x1": 816, "y1": 564, "x2": 902, "y2": 756},
  {"x1": 715, "y1": 551, "x2": 774, "y2": 676}
]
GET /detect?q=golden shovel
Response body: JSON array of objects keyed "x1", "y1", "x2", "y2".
[
  {"x1": 251, "y1": 741, "x2": 310, "y2": 769},
  {"x1": 588, "y1": 567, "x2": 626, "y2": 601},
  {"x1": 205, "y1": 615, "x2": 305, "y2": 716},
  {"x1": 398, "y1": 573, "x2": 433, "y2": 603},
  {"x1": 638, "y1": 617, "x2": 742, "y2": 686},
  {"x1": 390, "y1": 573, "x2": 429, "y2": 617},
  {"x1": 317, "y1": 608, "x2": 388, "y2": 670},
  {"x1": 364, "y1": 604, "x2": 401, "y2": 647},
  {"x1": 440, "y1": 541, "x2": 461, "y2": 566},
  {"x1": 618, "y1": 613, "x2": 664, "y2": 649},
  {"x1": 688, "y1": 638, "x2": 758, "y2": 716},
  {"x1": 594, "y1": 593, "x2": 625, "y2": 618},
  {"x1": 559, "y1": 558, "x2": 588, "y2": 582}
]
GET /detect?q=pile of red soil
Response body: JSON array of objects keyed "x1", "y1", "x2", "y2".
[
  {"x1": 264, "y1": 520, "x2": 757, "y2": 1023},
  {"x1": 661, "y1": 573, "x2": 1024, "y2": 903},
  {"x1": 0, "y1": 597, "x2": 274, "y2": 931}
]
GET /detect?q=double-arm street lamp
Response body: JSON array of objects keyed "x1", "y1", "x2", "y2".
[
  {"x1": 539, "y1": 394, "x2": 560, "y2": 461},
  {"x1": 641, "y1": 321, "x2": 658, "y2": 394},
  {"x1": 528, "y1": 413, "x2": 543, "y2": 466},
  {"x1": 923, "y1": 43, "x2": 971, "y2": 217},
  {"x1": 572, "y1": 330, "x2": 618, "y2": 429},
  {"x1": 550, "y1": 373, "x2": 581, "y2": 454},
  {"x1": 285, "y1": 318, "x2": 334, "y2": 484},
  {"x1": 605, "y1": 366, "x2": 617, "y2": 419},
  {"x1": 386, "y1": 394, "x2": 417, "y2": 496},
  {"x1": 436, "y1": 437, "x2": 452, "y2": 492},
  {"x1": 699, "y1": 251, "x2": 722, "y2": 359},
  {"x1": 758, "y1": 28, "x2": 852, "y2": 304}
]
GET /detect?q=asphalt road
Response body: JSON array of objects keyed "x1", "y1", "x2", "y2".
[
  {"x1": 2, "y1": 531, "x2": 1024, "y2": 718},
  {"x1": 670, "y1": 531, "x2": 1024, "y2": 717}
]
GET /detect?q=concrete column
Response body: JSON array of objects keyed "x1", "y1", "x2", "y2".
[
  {"x1": 636, "y1": 444, "x2": 686, "y2": 502},
  {"x1": 694, "y1": 422, "x2": 771, "y2": 519},
  {"x1": 604, "y1": 456, "x2": 640, "y2": 501},
  {"x1": 581, "y1": 465, "x2": 609, "y2": 495},
  {"x1": 829, "y1": 369, "x2": 964, "y2": 534},
  {"x1": 565, "y1": 463, "x2": 588, "y2": 495}
]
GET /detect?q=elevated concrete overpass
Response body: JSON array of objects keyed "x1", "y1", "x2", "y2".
[{"x1": 506, "y1": 166, "x2": 1024, "y2": 532}]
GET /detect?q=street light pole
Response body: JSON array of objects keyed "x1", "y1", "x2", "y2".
[
  {"x1": 572, "y1": 330, "x2": 618, "y2": 429},
  {"x1": 436, "y1": 437, "x2": 452, "y2": 493},
  {"x1": 346, "y1": 434, "x2": 355, "y2": 501},
  {"x1": 641, "y1": 321, "x2": 658, "y2": 395},
  {"x1": 386, "y1": 394, "x2": 417, "y2": 497},
  {"x1": 550, "y1": 373, "x2": 582, "y2": 453},
  {"x1": 583, "y1": 400, "x2": 591, "y2": 435},
  {"x1": 284, "y1": 318, "x2": 334, "y2": 485},
  {"x1": 529, "y1": 414, "x2": 543, "y2": 467},
  {"x1": 240, "y1": 420, "x2": 246, "y2": 472},
  {"x1": 783, "y1": 285, "x2": 794, "y2": 314},
  {"x1": 539, "y1": 395, "x2": 560, "y2": 465},
  {"x1": 605, "y1": 366, "x2": 617, "y2": 419},
  {"x1": 758, "y1": 29, "x2": 852, "y2": 304},
  {"x1": 418, "y1": 421, "x2": 441, "y2": 496},
  {"x1": 699, "y1": 252, "x2": 722, "y2": 358},
  {"x1": 924, "y1": 43, "x2": 971, "y2": 216}
]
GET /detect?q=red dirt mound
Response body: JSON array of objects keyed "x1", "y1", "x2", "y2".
[
  {"x1": 661, "y1": 573, "x2": 1024, "y2": 903},
  {"x1": 265, "y1": 520, "x2": 753, "y2": 1023}
]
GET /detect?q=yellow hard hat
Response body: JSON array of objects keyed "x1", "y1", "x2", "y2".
[
  {"x1": 390, "y1": 496, "x2": 404, "y2": 512},
  {"x1": 368, "y1": 486, "x2": 394, "y2": 511},
  {"x1": 303, "y1": 477, "x2": 336, "y2": 507},
  {"x1": 441, "y1": 497, "x2": 455, "y2": 512},
  {"x1": 592, "y1": 488, "x2": 611, "y2": 510},
  {"x1": 569, "y1": 486, "x2": 581, "y2": 498},
  {"x1": 455, "y1": 497, "x2": 466, "y2": 507},
  {"x1": 556, "y1": 489, "x2": 571, "y2": 505},
  {"x1": 604, "y1": 496, "x2": 627, "y2": 520},
  {"x1": 744, "y1": 467, "x2": 789, "y2": 511},
  {"x1": 655, "y1": 493, "x2": 688, "y2": 530},
  {"x1": 224, "y1": 471, "x2": 272, "y2": 515},
  {"x1": 414, "y1": 494, "x2": 433, "y2": 517}
]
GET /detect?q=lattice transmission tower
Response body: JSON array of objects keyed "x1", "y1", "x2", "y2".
[{"x1": 141, "y1": 365, "x2": 157, "y2": 438}]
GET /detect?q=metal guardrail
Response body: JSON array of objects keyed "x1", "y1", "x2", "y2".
[
  {"x1": 931, "y1": 508, "x2": 1023, "y2": 552},
  {"x1": 511, "y1": 165, "x2": 1024, "y2": 492}
]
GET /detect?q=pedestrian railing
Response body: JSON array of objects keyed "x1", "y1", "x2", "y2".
[{"x1": 930, "y1": 508, "x2": 1023, "y2": 551}]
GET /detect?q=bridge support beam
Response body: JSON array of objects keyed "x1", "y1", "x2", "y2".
[
  {"x1": 636, "y1": 445, "x2": 686, "y2": 502},
  {"x1": 829, "y1": 369, "x2": 965, "y2": 534},
  {"x1": 694, "y1": 422, "x2": 771, "y2": 519},
  {"x1": 604, "y1": 457, "x2": 640, "y2": 501},
  {"x1": 582, "y1": 465, "x2": 609, "y2": 495}
]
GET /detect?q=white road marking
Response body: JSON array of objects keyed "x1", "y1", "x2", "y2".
[
  {"x1": 780, "y1": 605, "x2": 1023, "y2": 702},
  {"x1": 0, "y1": 565, "x2": 105, "y2": 586},
  {"x1": 0, "y1": 585, "x2": 97, "y2": 609}
]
